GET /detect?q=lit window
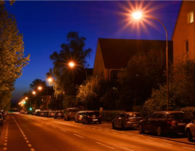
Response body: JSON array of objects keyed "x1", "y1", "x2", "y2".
[{"x1": 187, "y1": 12, "x2": 194, "y2": 23}]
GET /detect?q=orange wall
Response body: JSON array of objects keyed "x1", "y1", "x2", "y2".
[{"x1": 172, "y1": 1, "x2": 195, "y2": 64}]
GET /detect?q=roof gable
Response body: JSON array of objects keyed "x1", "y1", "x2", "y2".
[{"x1": 98, "y1": 38, "x2": 173, "y2": 69}]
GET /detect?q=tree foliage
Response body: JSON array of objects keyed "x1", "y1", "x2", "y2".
[
  {"x1": 119, "y1": 49, "x2": 165, "y2": 109},
  {"x1": 49, "y1": 32, "x2": 91, "y2": 108},
  {"x1": 0, "y1": 4, "x2": 30, "y2": 110},
  {"x1": 143, "y1": 60, "x2": 195, "y2": 114}
]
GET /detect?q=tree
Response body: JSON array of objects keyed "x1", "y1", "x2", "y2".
[
  {"x1": 0, "y1": 3, "x2": 30, "y2": 110},
  {"x1": 143, "y1": 60, "x2": 195, "y2": 114},
  {"x1": 50, "y1": 32, "x2": 91, "y2": 107},
  {"x1": 119, "y1": 49, "x2": 165, "y2": 110}
]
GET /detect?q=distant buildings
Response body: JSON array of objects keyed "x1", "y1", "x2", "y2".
[
  {"x1": 93, "y1": 38, "x2": 172, "y2": 80},
  {"x1": 172, "y1": 1, "x2": 195, "y2": 64}
]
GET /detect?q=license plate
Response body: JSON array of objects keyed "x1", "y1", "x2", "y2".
[
  {"x1": 178, "y1": 123, "x2": 186, "y2": 126},
  {"x1": 93, "y1": 119, "x2": 98, "y2": 121}
]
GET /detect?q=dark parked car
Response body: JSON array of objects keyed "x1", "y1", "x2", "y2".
[
  {"x1": 185, "y1": 119, "x2": 195, "y2": 141},
  {"x1": 54, "y1": 110, "x2": 64, "y2": 119},
  {"x1": 0, "y1": 113, "x2": 4, "y2": 126},
  {"x1": 81, "y1": 111, "x2": 101, "y2": 124},
  {"x1": 112, "y1": 112, "x2": 142, "y2": 129},
  {"x1": 139, "y1": 111, "x2": 191, "y2": 136},
  {"x1": 75, "y1": 111, "x2": 86, "y2": 123},
  {"x1": 64, "y1": 107, "x2": 79, "y2": 121}
]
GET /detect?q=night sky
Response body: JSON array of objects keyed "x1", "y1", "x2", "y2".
[{"x1": 5, "y1": 1, "x2": 182, "y2": 103}]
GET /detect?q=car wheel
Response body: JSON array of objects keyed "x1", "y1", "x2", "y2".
[
  {"x1": 112, "y1": 122, "x2": 115, "y2": 129},
  {"x1": 121, "y1": 123, "x2": 124, "y2": 130},
  {"x1": 139, "y1": 124, "x2": 145, "y2": 133},
  {"x1": 187, "y1": 129, "x2": 193, "y2": 142},
  {"x1": 156, "y1": 126, "x2": 163, "y2": 136}
]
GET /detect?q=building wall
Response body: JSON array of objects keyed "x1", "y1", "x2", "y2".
[
  {"x1": 93, "y1": 41, "x2": 106, "y2": 79},
  {"x1": 172, "y1": 1, "x2": 195, "y2": 64}
]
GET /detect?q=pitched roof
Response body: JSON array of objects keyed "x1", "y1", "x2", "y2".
[{"x1": 98, "y1": 38, "x2": 173, "y2": 69}]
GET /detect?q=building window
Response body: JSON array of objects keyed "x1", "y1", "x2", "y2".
[
  {"x1": 187, "y1": 11, "x2": 194, "y2": 23},
  {"x1": 185, "y1": 40, "x2": 189, "y2": 53}
]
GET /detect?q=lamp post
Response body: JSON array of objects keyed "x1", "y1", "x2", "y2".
[
  {"x1": 132, "y1": 11, "x2": 169, "y2": 111},
  {"x1": 67, "y1": 60, "x2": 88, "y2": 109}
]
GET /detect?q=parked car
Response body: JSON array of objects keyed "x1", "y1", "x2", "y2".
[
  {"x1": 81, "y1": 111, "x2": 101, "y2": 124},
  {"x1": 139, "y1": 111, "x2": 191, "y2": 136},
  {"x1": 54, "y1": 110, "x2": 64, "y2": 119},
  {"x1": 0, "y1": 113, "x2": 4, "y2": 126},
  {"x1": 112, "y1": 112, "x2": 142, "y2": 129},
  {"x1": 64, "y1": 107, "x2": 79, "y2": 121},
  {"x1": 185, "y1": 119, "x2": 195, "y2": 141},
  {"x1": 75, "y1": 111, "x2": 86, "y2": 123}
]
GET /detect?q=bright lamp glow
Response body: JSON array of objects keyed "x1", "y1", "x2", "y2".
[
  {"x1": 68, "y1": 61, "x2": 75, "y2": 68},
  {"x1": 132, "y1": 11, "x2": 142, "y2": 20},
  {"x1": 37, "y1": 86, "x2": 43, "y2": 91}
]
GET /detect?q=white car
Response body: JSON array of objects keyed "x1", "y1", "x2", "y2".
[{"x1": 185, "y1": 120, "x2": 195, "y2": 141}]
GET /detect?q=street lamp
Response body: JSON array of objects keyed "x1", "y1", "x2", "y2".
[
  {"x1": 32, "y1": 90, "x2": 36, "y2": 95},
  {"x1": 67, "y1": 60, "x2": 87, "y2": 79},
  {"x1": 132, "y1": 11, "x2": 169, "y2": 111},
  {"x1": 37, "y1": 86, "x2": 43, "y2": 91}
]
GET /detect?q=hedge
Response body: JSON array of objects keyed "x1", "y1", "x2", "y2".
[{"x1": 101, "y1": 110, "x2": 125, "y2": 122}]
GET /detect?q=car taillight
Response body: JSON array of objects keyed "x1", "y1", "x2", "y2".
[{"x1": 166, "y1": 120, "x2": 177, "y2": 125}]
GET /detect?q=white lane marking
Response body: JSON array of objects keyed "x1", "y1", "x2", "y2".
[
  {"x1": 73, "y1": 134, "x2": 84, "y2": 139},
  {"x1": 121, "y1": 146, "x2": 134, "y2": 151},
  {"x1": 182, "y1": 147, "x2": 195, "y2": 151},
  {"x1": 96, "y1": 142, "x2": 115, "y2": 150},
  {"x1": 161, "y1": 142, "x2": 172, "y2": 146}
]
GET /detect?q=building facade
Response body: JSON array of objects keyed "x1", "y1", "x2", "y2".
[{"x1": 172, "y1": 1, "x2": 195, "y2": 64}]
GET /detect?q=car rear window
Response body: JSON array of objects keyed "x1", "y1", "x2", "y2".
[
  {"x1": 88, "y1": 112, "x2": 100, "y2": 116},
  {"x1": 127, "y1": 113, "x2": 141, "y2": 118},
  {"x1": 167, "y1": 113, "x2": 184, "y2": 119}
]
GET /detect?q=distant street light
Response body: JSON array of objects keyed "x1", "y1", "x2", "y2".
[
  {"x1": 32, "y1": 90, "x2": 36, "y2": 95},
  {"x1": 132, "y1": 11, "x2": 169, "y2": 111},
  {"x1": 37, "y1": 86, "x2": 43, "y2": 91}
]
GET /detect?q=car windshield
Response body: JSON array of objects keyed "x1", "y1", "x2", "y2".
[{"x1": 167, "y1": 113, "x2": 184, "y2": 119}]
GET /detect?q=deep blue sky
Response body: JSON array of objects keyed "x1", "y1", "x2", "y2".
[{"x1": 6, "y1": 1, "x2": 182, "y2": 103}]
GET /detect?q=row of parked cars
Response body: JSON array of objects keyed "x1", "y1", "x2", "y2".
[
  {"x1": 111, "y1": 111, "x2": 195, "y2": 142},
  {"x1": 33, "y1": 109, "x2": 195, "y2": 142}
]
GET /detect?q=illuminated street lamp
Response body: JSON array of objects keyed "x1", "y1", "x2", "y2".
[
  {"x1": 47, "y1": 77, "x2": 53, "y2": 84},
  {"x1": 37, "y1": 86, "x2": 43, "y2": 91},
  {"x1": 132, "y1": 11, "x2": 169, "y2": 111},
  {"x1": 32, "y1": 90, "x2": 36, "y2": 95},
  {"x1": 25, "y1": 97, "x2": 28, "y2": 100},
  {"x1": 68, "y1": 61, "x2": 76, "y2": 69}
]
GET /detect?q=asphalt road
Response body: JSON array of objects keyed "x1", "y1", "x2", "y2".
[{"x1": 0, "y1": 113, "x2": 194, "y2": 151}]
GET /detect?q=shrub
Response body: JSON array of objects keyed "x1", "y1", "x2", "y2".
[
  {"x1": 101, "y1": 110, "x2": 125, "y2": 122},
  {"x1": 180, "y1": 107, "x2": 195, "y2": 119}
]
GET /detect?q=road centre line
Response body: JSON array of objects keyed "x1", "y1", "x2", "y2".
[
  {"x1": 161, "y1": 142, "x2": 172, "y2": 146},
  {"x1": 145, "y1": 139, "x2": 154, "y2": 142},
  {"x1": 182, "y1": 147, "x2": 195, "y2": 151},
  {"x1": 73, "y1": 134, "x2": 84, "y2": 138},
  {"x1": 96, "y1": 142, "x2": 115, "y2": 150},
  {"x1": 11, "y1": 116, "x2": 35, "y2": 151}
]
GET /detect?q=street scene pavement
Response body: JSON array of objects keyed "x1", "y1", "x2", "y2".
[{"x1": 0, "y1": 113, "x2": 194, "y2": 151}]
